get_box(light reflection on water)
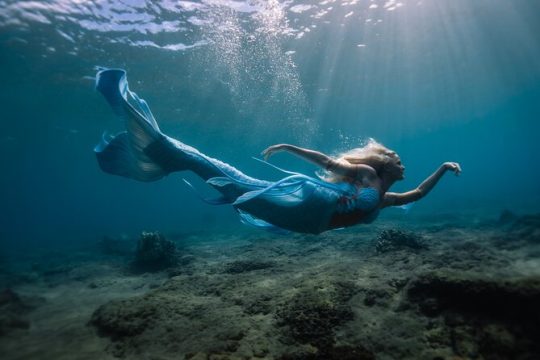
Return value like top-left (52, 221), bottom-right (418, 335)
top-left (0, 0), bottom-right (408, 131)
top-left (2, 0), bottom-right (538, 135)
top-left (2, 0), bottom-right (538, 141)
top-left (0, 0), bottom-right (405, 52)
top-left (4, 0), bottom-right (389, 144)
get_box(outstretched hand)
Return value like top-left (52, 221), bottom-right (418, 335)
top-left (443, 162), bottom-right (462, 176)
top-left (261, 144), bottom-right (286, 161)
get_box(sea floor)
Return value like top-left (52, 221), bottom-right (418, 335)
top-left (1, 211), bottom-right (539, 360)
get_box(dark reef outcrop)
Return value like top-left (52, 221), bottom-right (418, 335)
top-left (0, 288), bottom-right (42, 336)
top-left (89, 276), bottom-right (249, 358)
top-left (407, 272), bottom-right (540, 359)
top-left (374, 229), bottom-right (427, 253)
top-left (275, 281), bottom-right (368, 359)
top-left (131, 231), bottom-right (178, 273)
top-left (278, 345), bottom-right (375, 360)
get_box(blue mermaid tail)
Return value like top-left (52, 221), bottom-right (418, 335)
top-left (94, 68), bottom-right (371, 234)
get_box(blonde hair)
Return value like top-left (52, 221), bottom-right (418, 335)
top-left (321, 138), bottom-right (397, 183)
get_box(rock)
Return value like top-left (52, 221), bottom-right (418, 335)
top-left (185, 352), bottom-right (208, 360)
top-left (278, 344), bottom-right (374, 360)
top-left (406, 272), bottom-right (540, 358)
top-left (90, 297), bottom-right (155, 340)
top-left (362, 288), bottom-right (392, 307)
top-left (0, 288), bottom-right (40, 336)
top-left (327, 345), bottom-right (375, 360)
top-left (243, 294), bottom-right (273, 315)
top-left (275, 286), bottom-right (354, 353)
top-left (374, 229), bottom-right (427, 254)
top-left (89, 283), bottom-right (248, 358)
top-left (479, 323), bottom-right (516, 358)
top-left (0, 289), bottom-right (25, 308)
top-left (408, 272), bottom-right (540, 319)
top-left (132, 231), bottom-right (178, 273)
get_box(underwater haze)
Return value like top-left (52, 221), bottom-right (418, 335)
top-left (0, 0), bottom-right (539, 248)
top-left (1, 1), bottom-right (540, 359)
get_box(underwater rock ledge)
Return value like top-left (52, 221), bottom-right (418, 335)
top-left (407, 271), bottom-right (540, 358)
top-left (131, 231), bottom-right (179, 273)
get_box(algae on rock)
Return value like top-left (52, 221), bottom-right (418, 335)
top-left (132, 232), bottom-right (178, 273)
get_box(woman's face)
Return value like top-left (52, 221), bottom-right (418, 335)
top-left (386, 155), bottom-right (405, 180)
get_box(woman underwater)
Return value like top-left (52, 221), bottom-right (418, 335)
top-left (94, 68), bottom-right (461, 234)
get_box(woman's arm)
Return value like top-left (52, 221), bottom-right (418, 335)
top-left (262, 144), bottom-right (331, 167)
top-left (381, 162), bottom-right (461, 208)
top-left (262, 144), bottom-right (375, 178)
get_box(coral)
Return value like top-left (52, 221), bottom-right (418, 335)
top-left (374, 229), bottom-right (427, 253)
top-left (131, 231), bottom-right (178, 273)
top-left (275, 284), bottom-right (357, 356)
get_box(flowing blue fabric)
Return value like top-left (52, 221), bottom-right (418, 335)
top-left (93, 68), bottom-right (380, 234)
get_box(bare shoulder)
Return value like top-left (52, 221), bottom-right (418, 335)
top-left (351, 163), bottom-right (378, 183)
top-left (328, 160), bottom-right (377, 179)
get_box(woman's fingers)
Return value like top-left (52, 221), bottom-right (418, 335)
top-left (448, 162), bottom-right (461, 175)
top-left (443, 162), bottom-right (461, 175)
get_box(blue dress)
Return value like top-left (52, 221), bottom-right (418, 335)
top-left (94, 68), bottom-right (380, 234)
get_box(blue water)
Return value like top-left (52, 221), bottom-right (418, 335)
top-left (1, 0), bottom-right (539, 249)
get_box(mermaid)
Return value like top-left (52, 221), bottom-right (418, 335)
top-left (93, 68), bottom-right (462, 234)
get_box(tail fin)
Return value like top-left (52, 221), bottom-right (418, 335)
top-left (94, 68), bottom-right (167, 182)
